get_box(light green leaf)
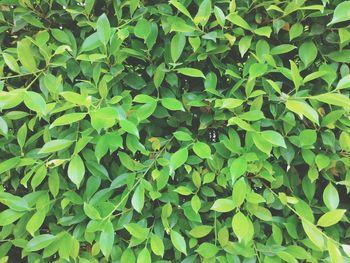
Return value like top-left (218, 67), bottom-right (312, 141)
top-left (26, 210), bottom-right (46, 236)
top-left (68, 155), bottom-right (85, 188)
top-left (3, 53), bottom-right (20, 73)
top-left (196, 242), bottom-right (219, 258)
top-left (171, 33), bottom-right (186, 62)
top-left (323, 183), bottom-right (339, 210)
top-left (299, 41), bottom-right (317, 67)
top-left (100, 221), bottom-right (114, 258)
top-left (170, 147), bottom-right (188, 171)
top-left (17, 39), bottom-right (37, 72)
top-left (189, 225), bottom-right (212, 238)
top-left (301, 220), bottom-right (324, 249)
top-left (211, 198), bottom-right (235, 213)
top-left (170, 230), bottom-right (187, 255)
top-left (120, 119), bottom-right (139, 138)
top-left (0, 209), bottom-right (24, 226)
top-left (177, 67), bottom-right (205, 78)
top-left (50, 113), bottom-right (86, 128)
top-left (194, 0), bottom-right (211, 26)
top-left (125, 223), bottom-right (149, 240)
top-left (328, 1), bottom-right (350, 25)
top-left (26, 234), bottom-right (56, 252)
top-left (317, 209), bottom-right (345, 227)
top-left (192, 141), bottom-right (211, 159)
top-left (161, 98), bottom-right (185, 111)
top-left (134, 18), bottom-right (151, 40)
top-left (137, 248), bottom-right (151, 263)
top-left (97, 13), bottom-right (111, 45)
top-left (131, 184), bottom-right (145, 213)
top-left (39, 139), bottom-right (73, 154)
top-left (24, 91), bottom-right (46, 115)
top-left (150, 234), bottom-right (164, 257)
top-left (286, 99), bottom-right (319, 125)
top-left (261, 130), bottom-right (286, 148)
top-left (226, 14), bottom-right (251, 30)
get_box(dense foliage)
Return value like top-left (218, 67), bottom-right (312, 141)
top-left (0, 0), bottom-right (350, 262)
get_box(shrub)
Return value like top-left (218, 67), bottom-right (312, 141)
top-left (0, 0), bottom-right (350, 262)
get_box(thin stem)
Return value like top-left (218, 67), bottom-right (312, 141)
top-left (0, 70), bottom-right (44, 80)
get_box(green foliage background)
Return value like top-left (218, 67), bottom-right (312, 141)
top-left (0, 0), bottom-right (350, 262)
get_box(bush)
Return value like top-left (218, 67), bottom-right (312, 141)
top-left (0, 0), bottom-right (350, 262)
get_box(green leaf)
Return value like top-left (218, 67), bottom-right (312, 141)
top-left (312, 93), bottom-right (350, 108)
top-left (270, 44), bottom-right (296, 55)
top-left (214, 6), bottom-right (225, 27)
top-left (134, 18), bottom-right (151, 40)
top-left (3, 53), bottom-right (20, 73)
top-left (189, 225), bottom-right (212, 238)
top-left (131, 184), bottom-right (145, 213)
top-left (26, 234), bottom-right (56, 252)
top-left (232, 178), bottom-right (247, 208)
top-left (83, 202), bottom-right (101, 220)
top-left (17, 39), bottom-right (37, 72)
top-left (137, 248), bottom-right (151, 263)
top-left (323, 183), bottom-right (339, 210)
top-left (317, 209), bottom-right (345, 227)
top-left (211, 198), bottom-right (235, 212)
top-left (238, 36), bottom-right (252, 57)
top-left (68, 155), bottom-right (85, 188)
top-left (120, 119), bottom-right (139, 138)
top-left (50, 113), bottom-right (86, 128)
top-left (249, 63), bottom-right (268, 78)
top-left (230, 156), bottom-right (247, 181)
top-left (177, 68), bottom-right (205, 78)
top-left (328, 239), bottom-right (344, 263)
top-left (125, 223), bottom-right (149, 240)
top-left (232, 212), bottom-right (249, 241)
top-left (96, 13), bottom-right (111, 45)
top-left (286, 100), bottom-right (319, 125)
top-left (301, 220), bottom-right (324, 249)
top-left (24, 91), bottom-right (46, 115)
top-left (328, 1), bottom-right (350, 25)
top-left (196, 242), bottom-right (219, 258)
top-left (26, 210), bottom-right (46, 236)
top-left (170, 230), bottom-right (187, 255)
top-left (170, 147), bottom-right (188, 171)
top-left (194, 0), bottom-right (211, 26)
top-left (171, 33), bottom-right (186, 62)
top-left (153, 63), bottom-right (165, 89)
top-left (261, 130), bottom-right (286, 148)
top-left (90, 107), bottom-right (119, 131)
top-left (0, 157), bottom-right (21, 175)
top-left (226, 14), bottom-right (251, 30)
top-left (299, 41), bottom-right (317, 67)
top-left (336, 75), bottom-right (350, 90)
top-left (81, 32), bottom-right (102, 52)
top-left (289, 23), bottom-right (303, 40)
top-left (150, 234), bottom-right (164, 257)
top-left (169, 0), bottom-right (192, 20)
top-left (39, 139), bottom-right (73, 154)
top-left (161, 98), bottom-right (185, 111)
top-left (0, 209), bottom-right (24, 226)
top-left (100, 221), bottom-right (114, 258)
top-left (193, 141), bottom-right (211, 159)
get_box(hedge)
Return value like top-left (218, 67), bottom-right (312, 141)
top-left (0, 0), bottom-right (350, 262)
